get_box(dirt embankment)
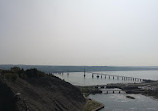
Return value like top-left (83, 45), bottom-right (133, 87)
top-left (0, 75), bottom-right (85, 111)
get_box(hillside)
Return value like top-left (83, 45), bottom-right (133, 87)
top-left (0, 67), bottom-right (85, 111)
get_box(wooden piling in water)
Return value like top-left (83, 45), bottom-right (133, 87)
top-left (89, 72), bottom-right (143, 83)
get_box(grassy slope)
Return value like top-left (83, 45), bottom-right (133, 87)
top-left (83, 98), bottom-right (104, 111)
top-left (1, 75), bottom-right (86, 111)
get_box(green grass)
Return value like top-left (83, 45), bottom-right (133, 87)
top-left (79, 86), bottom-right (101, 97)
top-left (83, 98), bottom-right (104, 111)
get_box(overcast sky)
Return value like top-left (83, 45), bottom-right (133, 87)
top-left (0, 0), bottom-right (158, 66)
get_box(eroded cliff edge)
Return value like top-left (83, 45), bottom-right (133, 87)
top-left (0, 68), bottom-right (85, 111)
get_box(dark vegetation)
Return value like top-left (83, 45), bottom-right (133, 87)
top-left (0, 67), bottom-right (85, 111)
top-left (0, 67), bottom-right (45, 81)
top-left (79, 86), bottom-right (102, 97)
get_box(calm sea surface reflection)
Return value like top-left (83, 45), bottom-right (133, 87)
top-left (89, 94), bottom-right (158, 111)
top-left (54, 70), bottom-right (158, 111)
top-left (54, 70), bottom-right (158, 86)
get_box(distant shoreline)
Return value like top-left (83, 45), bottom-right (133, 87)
top-left (1, 65), bottom-right (158, 74)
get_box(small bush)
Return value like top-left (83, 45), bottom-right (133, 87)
top-left (25, 68), bottom-right (46, 78)
top-left (5, 73), bottom-right (18, 82)
top-left (19, 73), bottom-right (27, 79)
top-left (1, 67), bottom-right (46, 80)
top-left (11, 67), bottom-right (21, 73)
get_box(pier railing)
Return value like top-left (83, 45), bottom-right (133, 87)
top-left (86, 72), bottom-right (144, 82)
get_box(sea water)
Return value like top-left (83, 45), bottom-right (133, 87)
top-left (54, 70), bottom-right (158, 86)
top-left (54, 70), bottom-right (158, 111)
top-left (89, 94), bottom-right (158, 111)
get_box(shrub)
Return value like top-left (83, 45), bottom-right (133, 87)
top-left (11, 67), bottom-right (21, 73)
top-left (25, 68), bottom-right (46, 78)
top-left (19, 73), bottom-right (27, 79)
top-left (5, 73), bottom-right (18, 82)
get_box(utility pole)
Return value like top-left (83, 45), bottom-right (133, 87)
top-left (84, 67), bottom-right (85, 77)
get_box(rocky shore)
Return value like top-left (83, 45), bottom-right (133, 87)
top-left (106, 80), bottom-right (158, 98)
top-left (79, 80), bottom-right (158, 100)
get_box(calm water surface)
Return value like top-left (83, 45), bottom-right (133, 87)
top-left (54, 70), bottom-right (158, 111)
top-left (89, 94), bottom-right (158, 111)
top-left (54, 70), bottom-right (158, 86)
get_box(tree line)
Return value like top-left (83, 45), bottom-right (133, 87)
top-left (0, 67), bottom-right (46, 82)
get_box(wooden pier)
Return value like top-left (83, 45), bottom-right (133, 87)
top-left (89, 72), bottom-right (144, 82)
top-left (101, 89), bottom-right (124, 94)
